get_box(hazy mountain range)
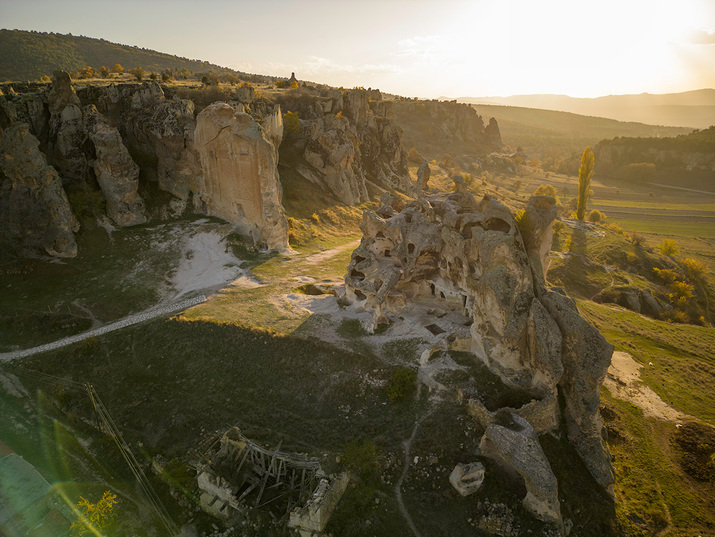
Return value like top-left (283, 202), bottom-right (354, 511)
top-left (454, 90), bottom-right (715, 129)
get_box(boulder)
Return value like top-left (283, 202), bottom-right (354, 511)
top-left (479, 412), bottom-right (561, 526)
top-left (194, 102), bottom-right (289, 251)
top-left (0, 123), bottom-right (79, 257)
top-left (449, 462), bottom-right (485, 497)
top-left (485, 117), bottom-right (502, 149)
top-left (84, 105), bottom-right (146, 226)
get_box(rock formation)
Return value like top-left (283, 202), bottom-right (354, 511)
top-left (0, 123), bottom-right (79, 257)
top-left (391, 98), bottom-right (502, 160)
top-left (276, 88), bottom-right (412, 205)
top-left (194, 102), bottom-right (289, 251)
top-left (46, 71), bottom-right (90, 184)
top-left (479, 412), bottom-right (561, 525)
top-left (449, 462), bottom-right (485, 497)
top-left (84, 105), bottom-right (146, 226)
top-left (417, 161), bottom-right (431, 190)
top-left (343, 188), bottom-right (615, 517)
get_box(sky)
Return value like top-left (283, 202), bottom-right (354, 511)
top-left (1, 0), bottom-right (714, 99)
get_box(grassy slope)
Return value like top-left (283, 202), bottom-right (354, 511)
top-left (0, 29), bottom-right (251, 82)
top-left (470, 104), bottom-right (691, 157)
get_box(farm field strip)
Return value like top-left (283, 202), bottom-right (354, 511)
top-left (605, 218), bottom-right (715, 238)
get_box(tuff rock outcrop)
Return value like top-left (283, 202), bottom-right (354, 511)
top-left (392, 98), bottom-right (502, 160)
top-left (46, 71), bottom-right (90, 185)
top-left (417, 162), bottom-right (431, 190)
top-left (343, 187), bottom-right (615, 519)
top-left (276, 88), bottom-right (412, 205)
top-left (194, 102), bottom-right (289, 251)
top-left (84, 105), bottom-right (146, 226)
top-left (479, 412), bottom-right (561, 525)
top-left (0, 123), bottom-right (79, 257)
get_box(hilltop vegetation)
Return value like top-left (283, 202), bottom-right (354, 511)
top-left (0, 29), bottom-right (268, 83)
top-left (470, 104), bottom-right (691, 159)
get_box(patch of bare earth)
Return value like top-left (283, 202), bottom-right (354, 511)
top-left (604, 351), bottom-right (692, 422)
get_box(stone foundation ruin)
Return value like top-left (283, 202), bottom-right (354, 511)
top-left (196, 428), bottom-right (347, 535)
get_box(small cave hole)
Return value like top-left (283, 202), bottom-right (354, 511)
top-left (440, 291), bottom-right (445, 299)
top-left (407, 243), bottom-right (415, 255)
top-left (485, 217), bottom-right (511, 233)
top-left (350, 269), bottom-right (365, 282)
top-left (384, 249), bottom-right (391, 257)
top-left (354, 289), bottom-right (366, 300)
top-left (430, 283), bottom-right (436, 295)
top-left (354, 255), bottom-right (366, 264)
top-left (425, 324), bottom-right (446, 336)
top-left (376, 231), bottom-right (385, 238)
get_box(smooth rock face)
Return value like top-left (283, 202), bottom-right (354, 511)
top-left (344, 191), bottom-right (615, 496)
top-left (449, 462), bottom-right (486, 497)
top-left (84, 105), bottom-right (146, 226)
top-left (479, 412), bottom-right (561, 525)
top-left (0, 123), bottom-right (79, 257)
top-left (195, 102), bottom-right (289, 251)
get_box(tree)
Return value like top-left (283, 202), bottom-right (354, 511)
top-left (110, 63), bottom-right (124, 74)
top-left (130, 67), bottom-right (144, 81)
top-left (283, 111), bottom-right (301, 134)
top-left (576, 146), bottom-right (595, 220)
top-left (70, 490), bottom-right (118, 536)
top-left (658, 239), bottom-right (679, 256)
top-left (99, 66), bottom-right (109, 78)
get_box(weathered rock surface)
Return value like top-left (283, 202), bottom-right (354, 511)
top-left (276, 88), bottom-right (411, 204)
top-left (522, 195), bottom-right (558, 284)
top-left (0, 123), bottom-right (79, 257)
top-left (84, 105), bottom-right (146, 226)
top-left (194, 102), bottom-right (289, 251)
top-left (417, 162), bottom-right (431, 190)
top-left (46, 71), bottom-right (89, 184)
top-left (479, 412), bottom-right (561, 525)
top-left (593, 285), bottom-right (671, 319)
top-left (392, 98), bottom-right (502, 159)
top-left (449, 462), bottom-right (485, 496)
top-left (344, 190), bottom-right (615, 497)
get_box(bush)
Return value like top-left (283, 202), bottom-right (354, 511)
top-left (341, 439), bottom-right (381, 482)
top-left (682, 258), bottom-right (707, 282)
top-left (658, 239), bottom-right (679, 256)
top-left (607, 223), bottom-right (624, 235)
top-left (283, 111), bottom-right (301, 134)
top-left (669, 280), bottom-right (694, 309)
top-left (552, 220), bottom-right (566, 235)
top-left (630, 231), bottom-right (645, 247)
top-left (386, 366), bottom-right (417, 402)
top-left (653, 267), bottom-right (679, 284)
top-left (587, 209), bottom-right (606, 223)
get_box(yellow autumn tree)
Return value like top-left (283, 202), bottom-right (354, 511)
top-left (70, 490), bottom-right (118, 536)
top-left (576, 146), bottom-right (595, 221)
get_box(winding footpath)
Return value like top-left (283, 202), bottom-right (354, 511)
top-left (0, 295), bottom-right (206, 362)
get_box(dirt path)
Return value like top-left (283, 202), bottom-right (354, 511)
top-left (604, 351), bottom-right (692, 422)
top-left (0, 295), bottom-right (206, 362)
top-left (395, 414), bottom-right (430, 537)
top-left (302, 239), bottom-right (360, 265)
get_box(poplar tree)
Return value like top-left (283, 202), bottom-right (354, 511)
top-left (576, 146), bottom-right (595, 221)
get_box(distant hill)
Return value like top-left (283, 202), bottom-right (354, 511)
top-left (457, 90), bottom-right (715, 129)
top-left (0, 29), bottom-right (262, 82)
top-left (469, 103), bottom-right (691, 158)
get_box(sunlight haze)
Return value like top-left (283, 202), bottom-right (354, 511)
top-left (2, 0), bottom-right (714, 98)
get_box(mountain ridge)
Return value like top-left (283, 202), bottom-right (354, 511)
top-left (452, 89), bottom-right (715, 129)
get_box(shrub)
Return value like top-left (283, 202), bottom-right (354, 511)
top-left (607, 223), bottom-right (624, 235)
top-left (439, 153), bottom-right (454, 169)
top-left (587, 209), bottom-right (606, 223)
top-left (341, 439), bottom-right (381, 482)
top-left (70, 490), bottom-right (117, 537)
top-left (130, 67), bottom-right (144, 81)
top-left (514, 208), bottom-right (531, 235)
top-left (653, 267), bottom-right (679, 284)
top-left (669, 280), bottom-right (694, 308)
top-left (290, 80), bottom-right (299, 89)
top-left (658, 239), bottom-right (679, 256)
top-left (283, 111), bottom-right (301, 134)
top-left (682, 258), bottom-right (707, 282)
top-left (161, 72), bottom-right (171, 82)
top-left (552, 220), bottom-right (566, 235)
top-left (110, 63), bottom-right (124, 74)
top-left (149, 72), bottom-right (157, 81)
top-left (630, 231), bottom-right (645, 247)
top-left (386, 366), bottom-right (417, 402)
top-left (99, 66), bottom-right (109, 78)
